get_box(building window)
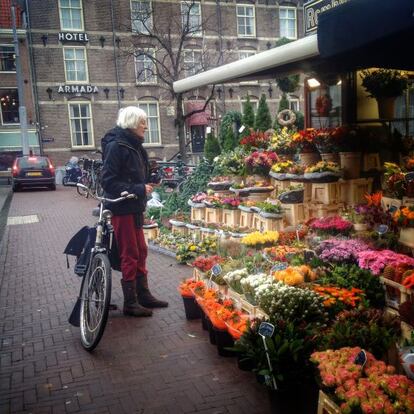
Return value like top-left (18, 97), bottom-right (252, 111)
top-left (135, 50), bottom-right (157, 83)
top-left (137, 102), bottom-right (161, 144)
top-left (0, 45), bottom-right (15, 72)
top-left (131, 0), bottom-right (153, 34)
top-left (184, 49), bottom-right (203, 76)
top-left (279, 7), bottom-right (297, 39)
top-left (0, 89), bottom-right (19, 125)
top-left (68, 103), bottom-right (94, 147)
top-left (181, 1), bottom-right (202, 36)
top-left (63, 47), bottom-right (88, 83)
top-left (240, 98), bottom-right (258, 111)
top-left (289, 98), bottom-right (299, 112)
top-left (237, 5), bottom-right (255, 37)
top-left (59, 0), bottom-right (83, 31)
top-left (238, 50), bottom-right (255, 60)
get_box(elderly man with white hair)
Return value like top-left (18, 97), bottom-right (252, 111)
top-left (101, 106), bottom-right (168, 317)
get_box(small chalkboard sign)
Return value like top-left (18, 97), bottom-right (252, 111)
top-left (304, 249), bottom-right (317, 263)
top-left (354, 349), bottom-right (367, 368)
top-left (271, 262), bottom-right (288, 273)
top-left (258, 322), bottom-right (275, 338)
top-left (211, 264), bottom-right (222, 276)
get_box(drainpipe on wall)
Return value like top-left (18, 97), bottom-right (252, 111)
top-left (216, 0), bottom-right (226, 116)
top-left (24, 0), bottom-right (43, 155)
top-left (110, 0), bottom-right (121, 109)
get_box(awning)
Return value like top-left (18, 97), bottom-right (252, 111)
top-left (186, 101), bottom-right (211, 126)
top-left (0, 130), bottom-right (39, 151)
top-left (173, 0), bottom-right (414, 93)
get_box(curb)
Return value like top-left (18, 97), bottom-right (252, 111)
top-left (0, 188), bottom-right (12, 246)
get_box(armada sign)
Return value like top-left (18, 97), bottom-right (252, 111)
top-left (57, 85), bottom-right (99, 94)
top-left (304, 0), bottom-right (349, 34)
top-left (58, 32), bottom-right (89, 42)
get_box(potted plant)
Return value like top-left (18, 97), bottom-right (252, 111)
top-left (394, 205), bottom-right (414, 245)
top-left (240, 130), bottom-right (271, 151)
top-left (360, 68), bottom-right (408, 119)
top-left (269, 160), bottom-right (294, 181)
top-left (313, 127), bottom-right (345, 163)
top-left (291, 129), bottom-right (320, 167)
top-left (270, 127), bottom-right (296, 159)
top-left (304, 161), bottom-right (342, 182)
top-left (245, 150), bottom-right (279, 179)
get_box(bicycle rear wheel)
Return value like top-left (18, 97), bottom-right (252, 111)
top-left (76, 175), bottom-right (90, 198)
top-left (79, 252), bottom-right (111, 351)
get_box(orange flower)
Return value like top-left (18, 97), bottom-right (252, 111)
top-left (365, 191), bottom-right (382, 207)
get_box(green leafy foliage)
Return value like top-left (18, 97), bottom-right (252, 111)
top-left (255, 94), bottom-right (272, 132)
top-left (204, 132), bottom-right (221, 163)
top-left (318, 264), bottom-right (385, 309)
top-left (241, 97), bottom-right (255, 138)
top-left (219, 111), bottom-right (242, 151)
top-left (318, 308), bottom-right (401, 359)
top-left (274, 38), bottom-right (300, 95)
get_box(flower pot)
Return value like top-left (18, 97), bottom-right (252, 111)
top-left (213, 327), bottom-right (235, 357)
top-left (206, 317), bottom-right (216, 345)
top-left (299, 152), bottom-right (321, 168)
top-left (182, 296), bottom-right (201, 320)
top-left (399, 227), bottom-right (414, 246)
top-left (353, 222), bottom-right (369, 232)
top-left (339, 152), bottom-right (361, 179)
top-left (320, 152), bottom-right (340, 163)
top-left (237, 355), bottom-right (256, 371)
top-left (200, 307), bottom-right (209, 331)
top-left (377, 96), bottom-right (396, 119)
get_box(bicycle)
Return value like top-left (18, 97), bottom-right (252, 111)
top-left (72, 183), bottom-right (136, 351)
top-left (76, 158), bottom-right (103, 198)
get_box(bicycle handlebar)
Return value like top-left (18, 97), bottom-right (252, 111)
top-left (77, 183), bottom-right (136, 203)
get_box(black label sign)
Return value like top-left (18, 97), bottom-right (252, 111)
top-left (304, 0), bottom-right (349, 34)
top-left (58, 32), bottom-right (89, 43)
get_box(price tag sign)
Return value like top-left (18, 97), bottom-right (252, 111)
top-left (211, 264), bottom-right (222, 277)
top-left (271, 262), bottom-right (288, 273)
top-left (258, 322), bottom-right (275, 338)
top-left (304, 249), bottom-right (317, 263)
top-left (354, 349), bottom-right (367, 368)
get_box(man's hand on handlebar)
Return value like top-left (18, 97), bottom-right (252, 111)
top-left (145, 184), bottom-right (153, 194)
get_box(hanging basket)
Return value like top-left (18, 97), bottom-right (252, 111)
top-left (376, 96), bottom-right (396, 119)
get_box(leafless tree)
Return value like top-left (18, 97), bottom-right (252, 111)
top-left (121, 0), bottom-right (223, 162)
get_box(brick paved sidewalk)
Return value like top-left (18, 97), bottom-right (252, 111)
top-left (0, 187), bottom-right (270, 414)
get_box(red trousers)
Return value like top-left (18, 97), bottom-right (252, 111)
top-left (112, 214), bottom-right (147, 281)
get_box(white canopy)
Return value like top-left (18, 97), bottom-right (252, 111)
top-left (173, 34), bottom-right (319, 93)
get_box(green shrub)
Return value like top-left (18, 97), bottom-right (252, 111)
top-left (204, 132), bottom-right (221, 163)
top-left (255, 94), bottom-right (272, 132)
top-left (241, 97), bottom-right (255, 138)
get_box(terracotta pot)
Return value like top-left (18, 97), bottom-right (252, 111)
top-left (377, 96), bottom-right (396, 119)
top-left (299, 152), bottom-right (320, 167)
top-left (399, 228), bottom-right (414, 246)
top-left (320, 153), bottom-right (340, 163)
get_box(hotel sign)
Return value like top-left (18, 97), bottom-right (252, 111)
top-left (58, 32), bottom-right (89, 43)
top-left (304, 0), bottom-right (349, 35)
top-left (57, 85), bottom-right (99, 94)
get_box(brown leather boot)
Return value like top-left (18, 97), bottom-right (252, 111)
top-left (136, 274), bottom-right (169, 308)
top-left (121, 280), bottom-right (152, 317)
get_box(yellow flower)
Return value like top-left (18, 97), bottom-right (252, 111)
top-left (189, 246), bottom-right (197, 251)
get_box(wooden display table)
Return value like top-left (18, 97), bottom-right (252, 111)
top-left (317, 390), bottom-right (340, 414)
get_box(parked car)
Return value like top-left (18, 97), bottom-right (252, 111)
top-left (12, 155), bottom-right (56, 192)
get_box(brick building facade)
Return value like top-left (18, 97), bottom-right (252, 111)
top-left (7, 0), bottom-right (306, 167)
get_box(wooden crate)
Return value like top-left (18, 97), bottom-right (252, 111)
top-left (222, 209), bottom-right (241, 227)
top-left (311, 182), bottom-right (340, 205)
top-left (247, 192), bottom-right (271, 202)
top-left (191, 206), bottom-right (205, 222)
top-left (200, 228), bottom-right (216, 241)
top-left (171, 224), bottom-right (188, 236)
top-left (380, 276), bottom-right (413, 309)
top-left (270, 178), bottom-right (291, 198)
top-left (317, 390), bottom-right (340, 414)
top-left (362, 152), bottom-right (381, 171)
top-left (304, 182), bottom-right (312, 203)
top-left (306, 203), bottom-right (343, 219)
top-left (240, 210), bottom-right (254, 228)
top-left (204, 207), bottom-right (222, 224)
top-left (281, 203), bottom-right (306, 226)
top-left (259, 216), bottom-right (284, 232)
top-left (403, 197), bottom-right (414, 206)
top-left (339, 178), bottom-right (373, 206)
top-left (252, 212), bottom-right (263, 231)
top-left (143, 227), bottom-right (159, 244)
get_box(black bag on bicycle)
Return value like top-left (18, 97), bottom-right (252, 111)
top-left (63, 226), bottom-right (96, 277)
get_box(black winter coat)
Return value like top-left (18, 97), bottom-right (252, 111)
top-left (101, 126), bottom-right (149, 220)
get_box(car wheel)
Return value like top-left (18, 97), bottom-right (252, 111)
top-left (50, 184), bottom-right (56, 191)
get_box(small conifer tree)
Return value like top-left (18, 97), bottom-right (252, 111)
top-left (241, 96), bottom-right (255, 138)
top-left (204, 132), bottom-right (221, 162)
top-left (255, 94), bottom-right (272, 131)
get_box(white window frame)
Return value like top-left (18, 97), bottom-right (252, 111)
top-left (183, 49), bottom-right (203, 77)
top-left (289, 98), bottom-right (300, 112)
top-left (181, 1), bottom-right (202, 37)
top-left (279, 6), bottom-right (297, 39)
top-left (58, 0), bottom-right (84, 31)
top-left (236, 5), bottom-right (256, 38)
top-left (135, 50), bottom-right (157, 84)
top-left (63, 46), bottom-right (89, 84)
top-left (137, 102), bottom-right (161, 145)
top-left (0, 88), bottom-right (19, 125)
top-left (131, 0), bottom-right (153, 34)
top-left (238, 50), bottom-right (258, 85)
top-left (68, 102), bottom-right (95, 149)
top-left (0, 45), bottom-right (16, 73)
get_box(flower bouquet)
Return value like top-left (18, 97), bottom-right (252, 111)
top-left (291, 128), bottom-right (317, 153)
top-left (269, 160), bottom-right (294, 180)
top-left (240, 130), bottom-right (271, 151)
top-left (245, 150), bottom-right (279, 177)
top-left (394, 205), bottom-right (414, 245)
top-left (188, 192), bottom-right (208, 208)
top-left (316, 239), bottom-right (372, 264)
top-left (203, 195), bottom-right (223, 208)
top-left (285, 163), bottom-right (306, 180)
top-left (221, 197), bottom-right (241, 210)
top-left (214, 148), bottom-right (246, 177)
top-left (241, 230), bottom-right (279, 249)
top-left (256, 201), bottom-right (283, 219)
top-left (223, 268), bottom-right (249, 294)
top-left (384, 162), bottom-right (407, 199)
top-left (272, 265), bottom-right (317, 286)
top-left (357, 249), bottom-right (414, 275)
top-left (207, 175), bottom-right (234, 191)
top-left (315, 93), bottom-right (332, 117)
top-left (309, 216), bottom-right (354, 236)
top-left (304, 161), bottom-right (342, 182)
top-left (270, 127), bottom-right (296, 155)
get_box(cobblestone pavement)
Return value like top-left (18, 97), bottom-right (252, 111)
top-left (0, 187), bottom-right (271, 414)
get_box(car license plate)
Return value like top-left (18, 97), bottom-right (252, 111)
top-left (27, 172), bottom-right (42, 176)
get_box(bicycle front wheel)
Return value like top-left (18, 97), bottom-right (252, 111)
top-left (79, 252), bottom-right (111, 351)
top-left (76, 175), bottom-right (90, 198)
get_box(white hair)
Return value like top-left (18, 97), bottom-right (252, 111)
top-left (116, 106), bottom-right (147, 129)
